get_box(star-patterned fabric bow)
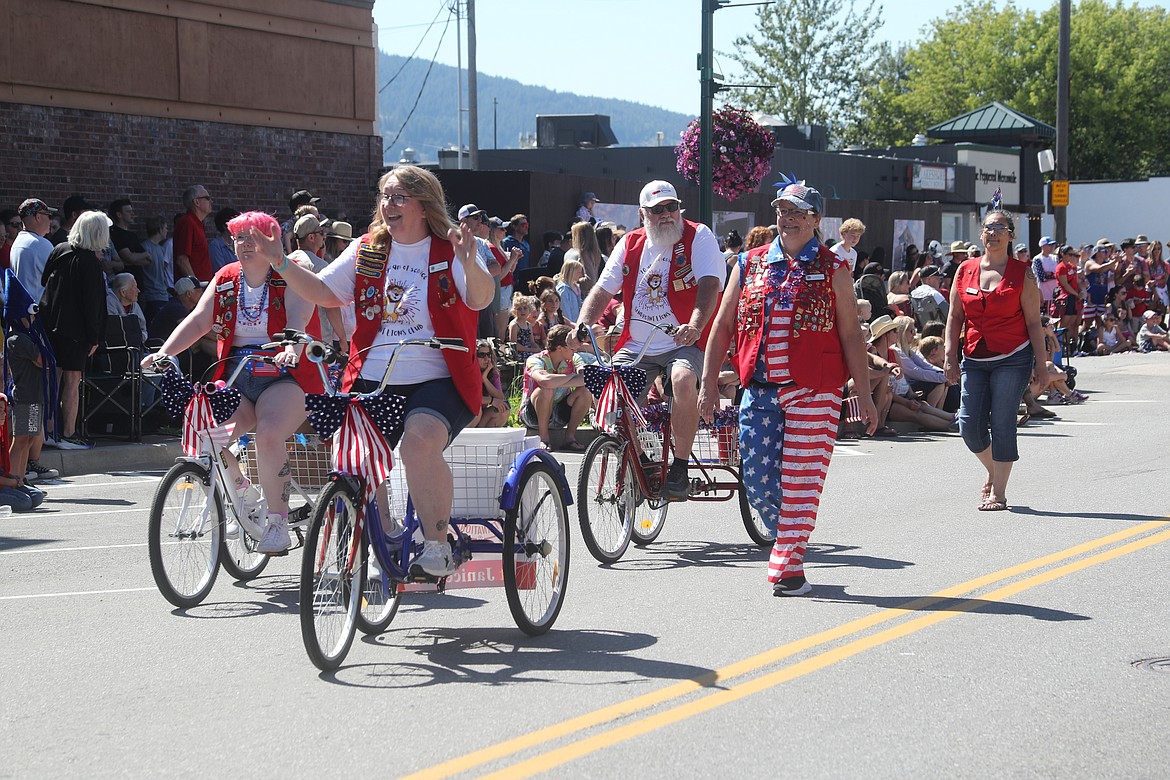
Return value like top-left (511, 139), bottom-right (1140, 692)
top-left (583, 364), bottom-right (649, 435)
top-left (304, 392), bottom-right (407, 505)
top-left (160, 366), bottom-right (242, 457)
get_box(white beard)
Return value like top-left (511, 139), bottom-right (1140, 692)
top-left (645, 217), bottom-right (684, 247)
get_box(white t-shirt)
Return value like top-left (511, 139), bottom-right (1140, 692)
top-left (11, 231), bottom-right (53, 303)
top-left (833, 243), bottom-right (859, 273)
top-left (318, 236), bottom-right (489, 385)
top-left (596, 223), bottom-right (725, 355)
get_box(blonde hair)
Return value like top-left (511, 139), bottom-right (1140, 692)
top-left (368, 165), bottom-right (453, 246)
top-left (556, 258), bottom-right (585, 285)
top-left (888, 270), bottom-right (909, 291)
top-left (571, 222), bottom-right (602, 281)
top-left (840, 218), bottom-right (866, 234)
top-left (892, 315), bottom-right (917, 354)
top-left (917, 335), bottom-right (944, 358)
top-left (511, 292), bottom-right (536, 315)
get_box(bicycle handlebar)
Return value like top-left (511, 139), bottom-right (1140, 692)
top-left (577, 318), bottom-right (678, 368)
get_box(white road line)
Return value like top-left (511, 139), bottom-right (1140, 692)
top-left (1087, 399), bottom-right (1155, 403)
top-left (35, 478), bottom-right (158, 491)
top-left (35, 508), bottom-right (150, 517)
top-left (0, 587), bottom-right (155, 601)
top-left (1050, 421), bottom-right (1107, 426)
top-left (0, 542), bottom-right (148, 556)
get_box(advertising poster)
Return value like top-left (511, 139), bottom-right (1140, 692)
top-left (892, 219), bottom-right (925, 271)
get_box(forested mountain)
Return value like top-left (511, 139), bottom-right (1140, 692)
top-left (377, 52), bottom-right (693, 163)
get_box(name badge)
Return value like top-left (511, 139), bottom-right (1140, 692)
top-left (966, 287), bottom-right (980, 295)
top-left (429, 261), bottom-right (449, 273)
top-left (216, 282), bottom-right (234, 292)
top-left (806, 273), bottom-right (825, 281)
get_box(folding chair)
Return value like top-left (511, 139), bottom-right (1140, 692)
top-left (82, 315), bottom-right (144, 441)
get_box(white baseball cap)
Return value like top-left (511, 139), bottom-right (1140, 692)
top-left (639, 180), bottom-right (679, 208)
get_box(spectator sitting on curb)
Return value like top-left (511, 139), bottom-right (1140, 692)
top-left (1137, 309), bottom-right (1170, 352)
top-left (1096, 311), bottom-right (1133, 354)
top-left (518, 324), bottom-right (589, 451)
top-left (890, 315), bottom-right (955, 411)
top-left (869, 315), bottom-right (956, 432)
top-left (471, 338), bottom-right (510, 428)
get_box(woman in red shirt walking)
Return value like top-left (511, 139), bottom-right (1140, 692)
top-left (944, 209), bottom-right (1047, 511)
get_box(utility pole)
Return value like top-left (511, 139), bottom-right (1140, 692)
top-left (1054, 0), bottom-right (1070, 242)
top-left (467, 0), bottom-right (479, 170)
top-left (493, 97), bottom-right (498, 149)
top-left (698, 0), bottom-right (717, 227)
top-left (454, 0), bottom-right (464, 169)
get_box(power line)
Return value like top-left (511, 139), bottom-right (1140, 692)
top-left (384, 8), bottom-right (454, 155)
top-left (378, 1), bottom-right (447, 95)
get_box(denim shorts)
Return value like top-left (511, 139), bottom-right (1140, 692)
top-left (351, 376), bottom-right (474, 448)
top-left (611, 343), bottom-right (703, 398)
top-left (228, 347), bottom-right (298, 404)
top-left (959, 345), bottom-right (1034, 462)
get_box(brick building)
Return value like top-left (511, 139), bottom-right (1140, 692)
top-left (0, 0), bottom-right (380, 228)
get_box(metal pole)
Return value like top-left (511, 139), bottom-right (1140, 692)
top-left (454, 1), bottom-right (464, 169)
top-left (1055, 0), bottom-right (1070, 242)
top-left (493, 97), bottom-right (498, 149)
top-left (699, 0), bottom-right (715, 227)
top-left (467, 0), bottom-right (479, 170)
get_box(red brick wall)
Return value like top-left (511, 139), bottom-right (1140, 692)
top-left (0, 103), bottom-right (384, 231)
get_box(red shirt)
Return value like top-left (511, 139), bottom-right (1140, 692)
top-left (956, 258), bottom-right (1029, 358)
top-left (173, 211), bottom-right (211, 283)
top-left (1055, 260), bottom-right (1079, 299)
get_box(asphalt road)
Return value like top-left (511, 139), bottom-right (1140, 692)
top-left (3, 353), bottom-right (1169, 779)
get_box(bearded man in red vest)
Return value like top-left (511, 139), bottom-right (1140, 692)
top-left (577, 180), bottom-right (725, 500)
top-left (259, 166), bottom-right (495, 578)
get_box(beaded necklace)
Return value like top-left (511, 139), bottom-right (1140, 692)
top-left (238, 268), bottom-right (271, 325)
top-left (764, 236), bottom-right (821, 308)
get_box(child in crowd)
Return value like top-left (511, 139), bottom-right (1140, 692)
top-left (538, 288), bottom-right (569, 331)
top-left (527, 276), bottom-right (556, 298)
top-left (508, 293), bottom-right (544, 356)
top-left (554, 259), bottom-right (585, 323)
top-left (1137, 310), bottom-right (1170, 352)
top-left (855, 298), bottom-right (872, 325)
top-left (1038, 317), bottom-right (1087, 403)
top-left (473, 339), bottom-right (510, 427)
top-left (0, 393), bottom-right (45, 511)
top-left (5, 323), bottom-right (47, 485)
top-left (1096, 312), bottom-right (1133, 354)
top-left (890, 316), bottom-right (952, 411)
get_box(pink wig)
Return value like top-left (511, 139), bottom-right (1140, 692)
top-left (226, 211), bottom-right (280, 239)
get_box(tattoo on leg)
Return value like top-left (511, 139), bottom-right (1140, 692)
top-left (277, 461), bottom-right (291, 477)
top-left (281, 481), bottom-right (292, 502)
top-left (435, 519), bottom-right (449, 534)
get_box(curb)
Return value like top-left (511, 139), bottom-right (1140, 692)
top-left (41, 437), bottom-right (184, 478)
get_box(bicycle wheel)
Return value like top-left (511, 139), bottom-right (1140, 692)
top-left (504, 461), bottom-right (569, 635)
top-left (148, 462), bottom-right (223, 608)
top-left (738, 472), bottom-right (774, 546)
top-left (576, 435), bottom-right (635, 564)
top-left (632, 501), bottom-right (668, 546)
top-left (220, 518), bottom-right (270, 581)
top-left (356, 537), bottom-right (402, 636)
top-left (300, 481), bottom-right (364, 671)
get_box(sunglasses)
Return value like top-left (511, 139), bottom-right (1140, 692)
top-left (646, 201), bottom-right (680, 215)
top-left (476, 351), bottom-right (491, 358)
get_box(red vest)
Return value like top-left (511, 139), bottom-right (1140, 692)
top-left (613, 220), bottom-right (716, 352)
top-left (209, 263), bottom-right (324, 394)
top-left (341, 234), bottom-right (480, 414)
top-left (956, 257), bottom-right (1029, 357)
top-left (731, 243), bottom-right (848, 392)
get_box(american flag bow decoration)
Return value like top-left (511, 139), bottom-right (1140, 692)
top-left (161, 367), bottom-right (241, 456)
top-left (583, 364), bottom-right (648, 434)
top-left (305, 392), bottom-right (407, 504)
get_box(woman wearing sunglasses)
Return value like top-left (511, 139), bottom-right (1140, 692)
top-left (472, 339), bottom-right (510, 427)
top-left (943, 207), bottom-right (1047, 512)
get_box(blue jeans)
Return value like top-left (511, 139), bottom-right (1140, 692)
top-left (959, 345), bottom-right (1034, 462)
top-left (0, 485), bottom-right (44, 512)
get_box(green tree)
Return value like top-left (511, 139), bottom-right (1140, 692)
top-left (725, 0), bottom-right (883, 143)
top-left (849, 0), bottom-right (1170, 180)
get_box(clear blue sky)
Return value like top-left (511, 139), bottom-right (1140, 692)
top-left (372, 0), bottom-right (1063, 117)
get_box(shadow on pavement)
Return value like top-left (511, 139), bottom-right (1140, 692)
top-left (808, 584), bottom-right (1089, 622)
top-left (1010, 506), bottom-right (1167, 523)
top-left (598, 540), bottom-right (769, 572)
top-left (806, 542), bottom-right (915, 570)
top-left (0, 535), bottom-right (59, 552)
top-left (171, 575), bottom-right (302, 618)
top-left (322, 627), bottom-right (714, 689)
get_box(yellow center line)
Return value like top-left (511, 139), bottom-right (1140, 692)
top-left (487, 525), bottom-right (1170, 779)
top-left (402, 519), bottom-right (1167, 780)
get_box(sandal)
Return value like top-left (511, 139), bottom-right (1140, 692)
top-left (560, 439), bottom-right (586, 452)
top-left (978, 498), bottom-right (1008, 511)
top-left (872, 425), bottom-right (898, 437)
top-left (538, 440), bottom-right (553, 451)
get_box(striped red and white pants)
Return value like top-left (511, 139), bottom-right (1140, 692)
top-left (738, 383), bottom-right (843, 583)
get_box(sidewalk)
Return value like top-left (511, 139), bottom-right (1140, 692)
top-left (41, 435), bottom-right (184, 478)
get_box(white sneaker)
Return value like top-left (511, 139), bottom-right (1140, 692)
top-left (410, 539), bottom-right (457, 578)
top-left (225, 520), bottom-right (240, 540)
top-left (236, 478), bottom-right (265, 523)
top-left (256, 514), bottom-right (292, 555)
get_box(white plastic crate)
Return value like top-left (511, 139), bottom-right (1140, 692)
top-left (387, 428), bottom-right (528, 520)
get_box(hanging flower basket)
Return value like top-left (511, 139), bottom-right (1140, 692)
top-left (675, 107), bottom-right (776, 203)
